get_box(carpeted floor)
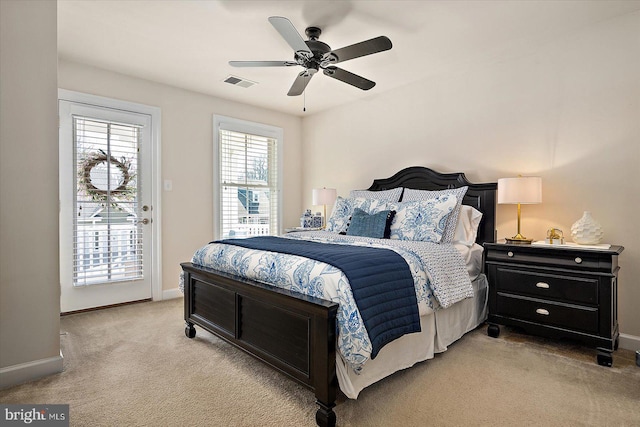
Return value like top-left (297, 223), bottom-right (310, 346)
top-left (1, 298), bottom-right (638, 426)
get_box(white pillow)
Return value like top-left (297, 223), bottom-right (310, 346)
top-left (385, 194), bottom-right (458, 242)
top-left (453, 205), bottom-right (483, 247)
top-left (349, 187), bottom-right (403, 202)
top-left (402, 186), bottom-right (468, 243)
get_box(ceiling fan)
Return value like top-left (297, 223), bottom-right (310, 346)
top-left (229, 16), bottom-right (392, 96)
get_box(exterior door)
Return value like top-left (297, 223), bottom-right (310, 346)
top-left (59, 99), bottom-right (153, 312)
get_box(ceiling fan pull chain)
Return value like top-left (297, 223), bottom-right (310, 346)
top-left (303, 90), bottom-right (306, 112)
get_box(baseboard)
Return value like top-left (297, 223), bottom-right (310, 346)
top-left (162, 287), bottom-right (182, 300)
top-left (0, 351), bottom-right (63, 390)
top-left (619, 333), bottom-right (640, 351)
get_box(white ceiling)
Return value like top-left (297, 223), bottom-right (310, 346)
top-left (58, 0), bottom-right (640, 117)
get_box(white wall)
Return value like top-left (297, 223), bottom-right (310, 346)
top-left (58, 60), bottom-right (303, 294)
top-left (0, 0), bottom-right (62, 387)
top-left (302, 12), bottom-right (640, 339)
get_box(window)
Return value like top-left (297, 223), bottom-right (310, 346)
top-left (213, 116), bottom-right (283, 239)
top-left (72, 116), bottom-right (143, 286)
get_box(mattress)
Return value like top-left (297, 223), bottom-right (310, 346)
top-left (337, 274), bottom-right (488, 399)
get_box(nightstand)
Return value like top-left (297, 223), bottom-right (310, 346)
top-left (484, 242), bottom-right (624, 367)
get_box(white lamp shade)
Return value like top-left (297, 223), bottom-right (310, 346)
top-left (497, 176), bottom-right (542, 204)
top-left (312, 188), bottom-right (337, 206)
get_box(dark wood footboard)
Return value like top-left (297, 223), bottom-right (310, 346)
top-left (182, 262), bottom-right (339, 427)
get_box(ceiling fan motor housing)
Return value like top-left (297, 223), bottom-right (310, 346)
top-left (294, 26), bottom-right (336, 70)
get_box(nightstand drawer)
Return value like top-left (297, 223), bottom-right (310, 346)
top-left (494, 267), bottom-right (598, 305)
top-left (485, 247), bottom-right (615, 273)
top-left (496, 294), bottom-right (598, 334)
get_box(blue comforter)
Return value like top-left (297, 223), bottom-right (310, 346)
top-left (217, 236), bottom-right (421, 358)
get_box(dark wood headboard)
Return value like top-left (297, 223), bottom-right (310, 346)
top-left (367, 166), bottom-right (497, 244)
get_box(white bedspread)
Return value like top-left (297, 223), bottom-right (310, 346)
top-left (189, 231), bottom-right (473, 373)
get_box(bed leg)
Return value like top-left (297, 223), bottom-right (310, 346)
top-left (185, 322), bottom-right (196, 338)
top-left (315, 400), bottom-right (336, 427)
top-left (487, 324), bottom-right (500, 338)
top-left (596, 348), bottom-right (613, 367)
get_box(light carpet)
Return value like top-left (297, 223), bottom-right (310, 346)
top-left (1, 298), bottom-right (638, 426)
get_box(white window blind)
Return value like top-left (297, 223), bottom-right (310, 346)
top-left (73, 116), bottom-right (142, 286)
top-left (217, 125), bottom-right (280, 239)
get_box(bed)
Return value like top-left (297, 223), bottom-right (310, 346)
top-left (181, 166), bottom-right (497, 427)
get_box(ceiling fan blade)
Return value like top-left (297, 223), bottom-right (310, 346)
top-left (268, 16), bottom-right (312, 54)
top-left (323, 66), bottom-right (375, 90)
top-left (328, 36), bottom-right (392, 64)
top-left (229, 61), bottom-right (298, 67)
top-left (287, 70), bottom-right (316, 96)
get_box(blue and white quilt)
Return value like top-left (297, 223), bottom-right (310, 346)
top-left (188, 230), bottom-right (473, 373)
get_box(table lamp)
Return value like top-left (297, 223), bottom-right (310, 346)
top-left (498, 176), bottom-right (542, 244)
top-left (312, 187), bottom-right (337, 229)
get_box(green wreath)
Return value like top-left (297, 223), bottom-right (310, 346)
top-left (78, 151), bottom-right (136, 203)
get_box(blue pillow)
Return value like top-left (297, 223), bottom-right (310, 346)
top-left (346, 208), bottom-right (394, 239)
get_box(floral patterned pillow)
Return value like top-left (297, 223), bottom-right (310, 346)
top-left (325, 196), bottom-right (353, 233)
top-left (352, 197), bottom-right (387, 214)
top-left (401, 186), bottom-right (468, 243)
top-left (385, 194), bottom-right (458, 242)
top-left (326, 197), bottom-right (388, 233)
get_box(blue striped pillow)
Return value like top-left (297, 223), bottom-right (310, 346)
top-left (346, 208), bottom-right (394, 239)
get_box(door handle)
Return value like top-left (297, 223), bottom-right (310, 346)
top-left (137, 218), bottom-right (150, 225)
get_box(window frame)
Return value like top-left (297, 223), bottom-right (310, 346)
top-left (213, 115), bottom-right (283, 239)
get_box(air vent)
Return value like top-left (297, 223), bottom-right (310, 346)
top-left (223, 75), bottom-right (257, 88)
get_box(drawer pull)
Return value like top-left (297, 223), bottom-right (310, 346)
top-left (536, 308), bottom-right (550, 316)
top-left (536, 282), bottom-right (550, 289)
top-left (575, 257), bottom-right (582, 264)
top-left (507, 251), bottom-right (514, 257)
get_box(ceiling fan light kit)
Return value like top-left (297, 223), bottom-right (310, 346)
top-left (229, 16), bottom-right (392, 96)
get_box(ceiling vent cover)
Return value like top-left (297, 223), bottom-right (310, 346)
top-left (224, 75), bottom-right (257, 88)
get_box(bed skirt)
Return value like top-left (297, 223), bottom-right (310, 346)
top-left (337, 274), bottom-right (488, 399)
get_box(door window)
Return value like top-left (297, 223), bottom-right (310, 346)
top-left (73, 117), bottom-right (142, 286)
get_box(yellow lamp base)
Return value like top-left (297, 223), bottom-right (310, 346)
top-left (506, 202), bottom-right (533, 244)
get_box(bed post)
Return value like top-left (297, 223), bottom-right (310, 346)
top-left (313, 306), bottom-right (338, 427)
top-left (183, 269), bottom-right (196, 338)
